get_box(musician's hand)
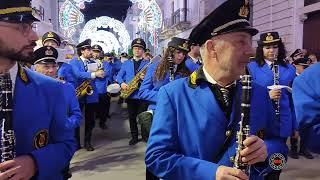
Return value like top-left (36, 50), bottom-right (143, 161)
top-left (140, 73), bottom-right (145, 80)
top-left (269, 89), bottom-right (281, 101)
top-left (0, 155), bottom-right (37, 180)
top-left (121, 83), bottom-right (128, 90)
top-left (240, 135), bottom-right (267, 165)
top-left (216, 166), bottom-right (248, 180)
top-left (95, 70), bottom-right (105, 78)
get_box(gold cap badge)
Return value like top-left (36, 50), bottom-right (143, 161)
top-left (265, 33), bottom-right (274, 41)
top-left (45, 48), bottom-right (54, 56)
top-left (183, 41), bottom-right (188, 49)
top-left (47, 32), bottom-right (54, 38)
top-left (239, 0), bottom-right (249, 18)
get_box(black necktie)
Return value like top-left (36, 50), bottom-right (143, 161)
top-left (84, 60), bottom-right (88, 71)
top-left (270, 63), bottom-right (274, 70)
top-left (220, 87), bottom-right (230, 108)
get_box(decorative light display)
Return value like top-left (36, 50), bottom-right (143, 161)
top-left (79, 16), bottom-right (131, 53)
top-left (59, 0), bottom-right (84, 38)
top-left (130, 0), bottom-right (163, 49)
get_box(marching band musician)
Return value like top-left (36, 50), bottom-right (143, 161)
top-left (116, 38), bottom-right (149, 145)
top-left (139, 37), bottom-right (191, 113)
top-left (185, 42), bottom-right (202, 72)
top-left (70, 39), bottom-right (104, 151)
top-left (289, 58), bottom-right (314, 159)
top-left (0, 0), bottom-right (77, 179)
top-left (92, 44), bottom-right (113, 129)
top-left (292, 60), bottom-right (320, 154)
top-left (145, 0), bottom-right (288, 179)
top-left (33, 46), bottom-right (82, 179)
top-left (248, 32), bottom-right (296, 179)
top-left (42, 31), bottom-right (76, 87)
top-left (42, 31), bottom-right (76, 88)
top-left (139, 37), bottom-right (191, 180)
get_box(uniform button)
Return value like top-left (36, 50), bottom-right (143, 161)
top-left (230, 156), bottom-right (235, 162)
top-left (226, 130), bottom-right (232, 137)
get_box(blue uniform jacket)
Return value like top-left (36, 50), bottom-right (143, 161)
top-left (185, 56), bottom-right (201, 72)
top-left (57, 63), bottom-right (76, 88)
top-left (248, 61), bottom-right (297, 138)
top-left (116, 59), bottom-right (149, 99)
top-left (63, 83), bottom-right (82, 129)
top-left (95, 61), bottom-right (113, 94)
top-left (69, 57), bottom-right (99, 103)
top-left (292, 63), bottom-right (320, 153)
top-left (139, 61), bottom-right (185, 110)
top-left (110, 59), bottom-right (122, 82)
top-left (10, 67), bottom-right (77, 180)
top-left (145, 68), bottom-right (288, 180)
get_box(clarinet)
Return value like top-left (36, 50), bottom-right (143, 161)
top-left (168, 56), bottom-right (174, 82)
top-left (272, 55), bottom-right (280, 118)
top-left (0, 74), bottom-right (16, 162)
top-left (233, 67), bottom-right (252, 175)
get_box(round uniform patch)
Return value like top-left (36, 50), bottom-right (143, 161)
top-left (269, 153), bottom-right (286, 170)
top-left (33, 129), bottom-right (49, 149)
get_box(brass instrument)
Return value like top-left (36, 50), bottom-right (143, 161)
top-left (233, 67), bottom-right (252, 176)
top-left (120, 62), bottom-right (152, 99)
top-left (75, 80), bottom-right (93, 98)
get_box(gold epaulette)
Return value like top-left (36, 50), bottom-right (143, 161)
top-left (0, 7), bottom-right (32, 15)
top-left (188, 71), bottom-right (197, 89)
top-left (18, 64), bottom-right (29, 84)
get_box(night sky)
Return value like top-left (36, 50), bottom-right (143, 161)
top-left (81, 0), bottom-right (132, 22)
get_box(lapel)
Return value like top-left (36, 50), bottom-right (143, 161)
top-left (228, 83), bottom-right (242, 128)
top-left (193, 83), bottom-right (228, 125)
top-left (13, 67), bottom-right (35, 116)
top-left (138, 59), bottom-right (147, 71)
top-left (260, 63), bottom-right (273, 77)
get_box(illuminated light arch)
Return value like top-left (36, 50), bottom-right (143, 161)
top-left (79, 16), bottom-right (131, 53)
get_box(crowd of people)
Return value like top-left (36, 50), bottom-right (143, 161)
top-left (0, 0), bottom-right (320, 180)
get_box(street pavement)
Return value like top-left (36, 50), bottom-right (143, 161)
top-left (70, 99), bottom-right (320, 180)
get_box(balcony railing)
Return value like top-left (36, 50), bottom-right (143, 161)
top-left (160, 8), bottom-right (191, 39)
top-left (172, 8), bottom-right (191, 26)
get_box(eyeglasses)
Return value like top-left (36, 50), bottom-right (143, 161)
top-left (0, 22), bottom-right (36, 35)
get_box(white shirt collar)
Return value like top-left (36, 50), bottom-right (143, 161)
top-left (9, 62), bottom-right (18, 94)
top-left (203, 66), bottom-right (236, 87)
top-left (188, 54), bottom-right (200, 63)
top-left (265, 59), bottom-right (273, 67)
top-left (80, 56), bottom-right (89, 62)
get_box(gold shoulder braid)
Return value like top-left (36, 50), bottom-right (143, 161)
top-left (188, 71), bottom-right (197, 89)
top-left (18, 64), bottom-right (29, 84)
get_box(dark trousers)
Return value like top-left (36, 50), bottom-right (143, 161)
top-left (265, 171), bottom-right (281, 180)
top-left (97, 93), bottom-right (110, 125)
top-left (84, 103), bottom-right (97, 143)
top-left (126, 98), bottom-right (148, 139)
top-left (290, 136), bottom-right (298, 152)
top-left (146, 169), bottom-right (159, 180)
